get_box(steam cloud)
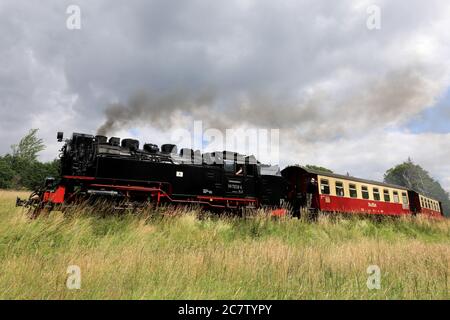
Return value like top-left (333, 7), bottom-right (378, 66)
top-left (97, 67), bottom-right (437, 142)
top-left (97, 91), bottom-right (217, 135)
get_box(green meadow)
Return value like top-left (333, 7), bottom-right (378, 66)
top-left (0, 190), bottom-right (448, 299)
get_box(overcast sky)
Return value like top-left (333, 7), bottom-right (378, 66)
top-left (1, 0), bottom-right (450, 191)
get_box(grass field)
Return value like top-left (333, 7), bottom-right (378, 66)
top-left (0, 190), bottom-right (449, 299)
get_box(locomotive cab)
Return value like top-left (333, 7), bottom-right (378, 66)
top-left (218, 152), bottom-right (255, 197)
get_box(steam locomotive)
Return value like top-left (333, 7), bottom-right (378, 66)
top-left (17, 132), bottom-right (287, 217)
top-left (17, 132), bottom-right (444, 218)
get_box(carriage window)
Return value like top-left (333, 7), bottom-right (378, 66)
top-left (393, 191), bottom-right (400, 203)
top-left (402, 192), bottom-right (408, 205)
top-left (383, 189), bottom-right (391, 202)
top-left (349, 184), bottom-right (358, 198)
top-left (362, 186), bottom-right (370, 199)
top-left (320, 179), bottom-right (330, 195)
top-left (335, 181), bottom-right (345, 197)
top-left (373, 188), bottom-right (381, 201)
top-left (420, 197), bottom-right (424, 207)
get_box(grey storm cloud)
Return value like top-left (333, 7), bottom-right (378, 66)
top-left (1, 0), bottom-right (450, 190)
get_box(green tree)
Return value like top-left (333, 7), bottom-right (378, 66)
top-left (14, 159), bottom-right (60, 190)
top-left (305, 165), bottom-right (334, 174)
top-left (11, 129), bottom-right (45, 162)
top-left (0, 156), bottom-right (15, 189)
top-left (0, 129), bottom-right (60, 190)
top-left (384, 159), bottom-right (450, 216)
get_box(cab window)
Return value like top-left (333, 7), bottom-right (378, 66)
top-left (335, 181), bottom-right (345, 197)
top-left (362, 186), bottom-right (370, 200)
top-left (245, 164), bottom-right (257, 177)
top-left (223, 160), bottom-right (235, 173)
top-left (320, 179), bottom-right (330, 195)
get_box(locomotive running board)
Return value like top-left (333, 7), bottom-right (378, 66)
top-left (89, 183), bottom-right (258, 209)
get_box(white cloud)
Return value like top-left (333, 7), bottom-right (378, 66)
top-left (280, 130), bottom-right (450, 192)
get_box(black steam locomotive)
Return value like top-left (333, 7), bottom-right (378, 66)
top-left (18, 132), bottom-right (287, 217)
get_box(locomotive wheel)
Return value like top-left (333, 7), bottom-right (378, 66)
top-left (28, 205), bottom-right (42, 219)
top-left (28, 204), bottom-right (54, 219)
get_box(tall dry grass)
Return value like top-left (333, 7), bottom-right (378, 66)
top-left (0, 190), bottom-right (449, 299)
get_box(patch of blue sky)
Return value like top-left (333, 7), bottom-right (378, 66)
top-left (128, 128), bottom-right (140, 137)
top-left (406, 89), bottom-right (450, 134)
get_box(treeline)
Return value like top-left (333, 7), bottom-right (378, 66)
top-left (384, 159), bottom-right (450, 216)
top-left (0, 129), bottom-right (59, 190)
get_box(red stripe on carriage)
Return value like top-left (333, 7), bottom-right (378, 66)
top-left (317, 194), bottom-right (411, 215)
